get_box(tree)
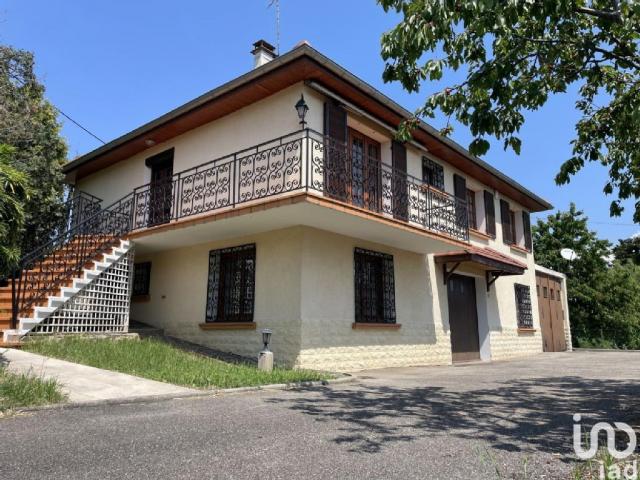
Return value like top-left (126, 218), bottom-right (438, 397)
top-left (533, 203), bottom-right (611, 280)
top-left (0, 145), bottom-right (31, 275)
top-left (0, 45), bottom-right (67, 257)
top-left (379, 1), bottom-right (640, 221)
top-left (613, 234), bottom-right (640, 264)
top-left (533, 204), bottom-right (640, 348)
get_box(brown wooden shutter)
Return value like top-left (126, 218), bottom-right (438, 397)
top-left (323, 101), bottom-right (347, 143)
top-left (323, 101), bottom-right (347, 199)
top-left (522, 211), bottom-right (532, 251)
top-left (500, 198), bottom-right (512, 244)
top-left (391, 140), bottom-right (408, 220)
top-left (484, 190), bottom-right (496, 237)
top-left (453, 174), bottom-right (466, 200)
top-left (453, 174), bottom-right (467, 230)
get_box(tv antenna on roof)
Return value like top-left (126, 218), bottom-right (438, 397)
top-left (268, 0), bottom-right (281, 55)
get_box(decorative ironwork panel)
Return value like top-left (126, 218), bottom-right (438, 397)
top-left (515, 283), bottom-right (534, 328)
top-left (132, 262), bottom-right (151, 296)
top-left (205, 244), bottom-right (256, 323)
top-left (422, 157), bottom-right (445, 191)
top-left (308, 132), bottom-right (468, 242)
top-left (354, 248), bottom-right (396, 324)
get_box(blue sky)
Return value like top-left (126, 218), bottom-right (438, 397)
top-left (2, 0), bottom-right (637, 242)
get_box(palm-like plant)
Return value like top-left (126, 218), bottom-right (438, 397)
top-left (0, 144), bottom-right (31, 277)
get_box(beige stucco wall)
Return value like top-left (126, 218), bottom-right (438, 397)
top-left (77, 82), bottom-right (324, 207)
top-left (130, 225), bottom-right (541, 372)
top-left (297, 228), bottom-right (452, 371)
top-left (131, 227), bottom-right (305, 366)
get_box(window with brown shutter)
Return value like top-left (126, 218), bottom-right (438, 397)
top-left (500, 199), bottom-right (513, 245)
top-left (484, 190), bottom-right (496, 237)
top-left (509, 210), bottom-right (517, 246)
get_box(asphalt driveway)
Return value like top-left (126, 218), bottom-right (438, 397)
top-left (2, 351), bottom-right (639, 479)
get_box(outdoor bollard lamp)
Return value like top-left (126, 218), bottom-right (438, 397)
top-left (295, 94), bottom-right (309, 128)
top-left (258, 328), bottom-right (274, 372)
top-left (261, 328), bottom-right (272, 351)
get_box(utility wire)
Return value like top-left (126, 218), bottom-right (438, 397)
top-left (2, 64), bottom-right (106, 145)
top-left (55, 107), bottom-right (106, 145)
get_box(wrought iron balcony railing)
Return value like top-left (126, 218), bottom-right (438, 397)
top-left (118, 129), bottom-right (469, 241)
top-left (11, 129), bottom-right (468, 326)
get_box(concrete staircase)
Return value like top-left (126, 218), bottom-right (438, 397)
top-left (1, 238), bottom-right (132, 343)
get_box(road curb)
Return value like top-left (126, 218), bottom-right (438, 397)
top-left (3, 373), bottom-right (355, 415)
top-left (573, 348), bottom-right (640, 353)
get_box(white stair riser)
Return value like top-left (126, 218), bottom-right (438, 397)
top-left (9, 240), bottom-right (134, 339)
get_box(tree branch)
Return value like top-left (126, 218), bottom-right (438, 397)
top-left (574, 6), bottom-right (622, 23)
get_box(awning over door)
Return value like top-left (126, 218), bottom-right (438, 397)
top-left (434, 246), bottom-right (527, 291)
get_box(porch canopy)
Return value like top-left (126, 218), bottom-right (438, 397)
top-left (434, 246), bottom-right (527, 292)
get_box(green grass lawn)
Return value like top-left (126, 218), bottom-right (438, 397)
top-left (0, 367), bottom-right (66, 412)
top-left (23, 336), bottom-right (333, 389)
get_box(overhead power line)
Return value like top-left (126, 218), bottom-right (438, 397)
top-left (2, 64), bottom-right (106, 145)
top-left (55, 107), bottom-right (106, 145)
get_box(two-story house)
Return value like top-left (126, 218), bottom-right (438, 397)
top-left (2, 40), bottom-right (563, 371)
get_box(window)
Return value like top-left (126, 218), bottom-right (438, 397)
top-left (514, 284), bottom-right (533, 328)
top-left (550, 289), bottom-right (555, 300)
top-left (466, 189), bottom-right (477, 230)
top-left (543, 286), bottom-right (548, 298)
top-left (354, 248), bottom-right (396, 324)
top-left (205, 244), bottom-right (256, 323)
top-left (132, 262), bottom-right (151, 297)
top-left (422, 157), bottom-right (444, 191)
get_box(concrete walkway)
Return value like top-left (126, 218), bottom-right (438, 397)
top-left (0, 348), bottom-right (200, 404)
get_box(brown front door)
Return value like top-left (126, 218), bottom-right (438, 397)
top-left (447, 274), bottom-right (481, 362)
top-left (348, 128), bottom-right (381, 211)
top-left (147, 151), bottom-right (174, 227)
top-left (535, 272), bottom-right (567, 352)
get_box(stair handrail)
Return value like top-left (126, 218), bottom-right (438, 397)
top-left (11, 192), bottom-right (135, 327)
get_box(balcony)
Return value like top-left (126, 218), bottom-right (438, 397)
top-left (106, 129), bottom-right (469, 243)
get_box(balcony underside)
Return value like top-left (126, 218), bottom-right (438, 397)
top-left (129, 192), bottom-right (469, 255)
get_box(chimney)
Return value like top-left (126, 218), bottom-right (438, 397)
top-left (251, 39), bottom-right (277, 69)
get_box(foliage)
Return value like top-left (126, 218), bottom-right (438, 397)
top-left (0, 45), bottom-right (67, 263)
top-left (0, 145), bottom-right (31, 274)
top-left (533, 203), bottom-right (611, 279)
top-left (379, 0), bottom-right (640, 221)
top-left (0, 366), bottom-right (66, 412)
top-left (612, 234), bottom-right (640, 265)
top-left (23, 336), bottom-right (334, 389)
top-left (534, 204), bottom-right (640, 348)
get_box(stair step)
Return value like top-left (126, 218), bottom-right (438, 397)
top-left (2, 329), bottom-right (28, 343)
top-left (19, 318), bottom-right (40, 331)
top-left (34, 306), bottom-right (56, 318)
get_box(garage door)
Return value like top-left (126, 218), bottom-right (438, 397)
top-left (535, 272), bottom-right (567, 352)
